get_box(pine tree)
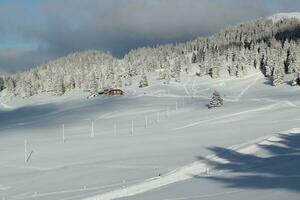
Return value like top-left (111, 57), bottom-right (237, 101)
top-left (163, 61), bottom-right (171, 84)
top-left (191, 52), bottom-right (197, 63)
top-left (164, 70), bottom-right (171, 84)
top-left (236, 64), bottom-right (244, 78)
top-left (69, 76), bottom-right (76, 90)
top-left (289, 51), bottom-right (300, 73)
top-left (291, 73), bottom-right (300, 86)
top-left (212, 67), bottom-right (220, 79)
top-left (89, 73), bottom-right (98, 94)
top-left (272, 67), bottom-right (285, 86)
top-left (55, 77), bottom-right (66, 96)
top-left (116, 75), bottom-right (123, 88)
top-left (265, 65), bottom-right (273, 77)
top-left (23, 80), bottom-right (34, 97)
top-left (139, 74), bottom-right (149, 88)
top-left (157, 70), bottom-right (164, 80)
top-left (228, 64), bottom-right (237, 77)
top-left (0, 76), bottom-right (4, 91)
top-left (4, 77), bottom-right (16, 96)
top-left (174, 58), bottom-right (181, 82)
top-left (209, 61), bottom-right (220, 79)
top-left (208, 91), bottom-right (223, 109)
top-left (124, 73), bottom-right (132, 86)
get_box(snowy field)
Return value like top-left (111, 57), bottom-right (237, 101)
top-left (1, 70), bottom-right (300, 200)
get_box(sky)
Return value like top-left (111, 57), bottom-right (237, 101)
top-left (1, 0), bottom-right (300, 74)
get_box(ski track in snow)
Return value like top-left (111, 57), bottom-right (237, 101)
top-left (0, 101), bottom-right (13, 109)
top-left (0, 185), bottom-right (11, 190)
top-left (190, 72), bottom-right (262, 101)
top-left (1, 72), bottom-right (300, 200)
top-left (182, 75), bottom-right (192, 96)
top-left (82, 129), bottom-right (298, 200)
top-left (174, 101), bottom-right (295, 130)
top-left (234, 73), bottom-right (262, 101)
top-left (161, 190), bottom-right (242, 200)
top-left (10, 178), bottom-right (147, 200)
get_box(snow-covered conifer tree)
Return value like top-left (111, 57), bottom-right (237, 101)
top-left (124, 73), bottom-right (132, 86)
top-left (208, 91), bottom-right (223, 108)
top-left (139, 74), bottom-right (149, 88)
top-left (163, 61), bottom-right (171, 84)
top-left (55, 77), bottom-right (66, 96)
top-left (265, 54), bottom-right (275, 77)
top-left (88, 73), bottom-right (98, 94)
top-left (69, 76), bottom-right (76, 90)
top-left (228, 64), bottom-right (237, 77)
top-left (116, 75), bottom-right (123, 88)
top-left (164, 70), bottom-right (171, 84)
top-left (23, 80), bottom-right (34, 97)
top-left (0, 76), bottom-right (4, 91)
top-left (291, 73), bottom-right (300, 86)
top-left (208, 58), bottom-right (220, 79)
top-left (4, 77), bottom-right (16, 96)
top-left (236, 64), bottom-right (244, 78)
top-left (272, 67), bottom-right (285, 86)
top-left (174, 58), bottom-right (181, 82)
top-left (191, 52), bottom-right (197, 63)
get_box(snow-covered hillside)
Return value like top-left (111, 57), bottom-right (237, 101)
top-left (0, 71), bottom-right (300, 200)
top-left (269, 12), bottom-right (300, 22)
top-left (1, 12), bottom-right (300, 99)
top-left (1, 12), bottom-right (300, 200)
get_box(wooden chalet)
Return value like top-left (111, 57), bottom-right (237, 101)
top-left (99, 88), bottom-right (124, 96)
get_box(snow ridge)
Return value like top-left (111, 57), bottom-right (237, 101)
top-left (269, 12), bottom-right (300, 22)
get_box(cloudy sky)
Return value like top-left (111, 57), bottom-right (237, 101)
top-left (1, 0), bottom-right (300, 73)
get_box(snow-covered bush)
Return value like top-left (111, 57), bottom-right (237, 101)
top-left (208, 91), bottom-right (224, 108)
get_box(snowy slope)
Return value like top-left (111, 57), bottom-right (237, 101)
top-left (92, 129), bottom-right (300, 200)
top-left (0, 71), bottom-right (300, 200)
top-left (268, 12), bottom-right (300, 22)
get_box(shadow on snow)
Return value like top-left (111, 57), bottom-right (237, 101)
top-left (195, 132), bottom-right (300, 191)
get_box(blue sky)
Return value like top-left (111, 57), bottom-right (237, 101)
top-left (1, 0), bottom-right (300, 73)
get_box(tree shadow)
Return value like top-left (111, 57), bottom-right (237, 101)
top-left (195, 132), bottom-right (300, 191)
top-left (263, 78), bottom-right (273, 86)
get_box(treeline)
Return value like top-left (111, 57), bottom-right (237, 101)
top-left (1, 17), bottom-right (300, 98)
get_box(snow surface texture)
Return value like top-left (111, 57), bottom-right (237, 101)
top-left (1, 70), bottom-right (300, 200)
top-left (85, 129), bottom-right (300, 200)
top-left (268, 12), bottom-right (300, 22)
